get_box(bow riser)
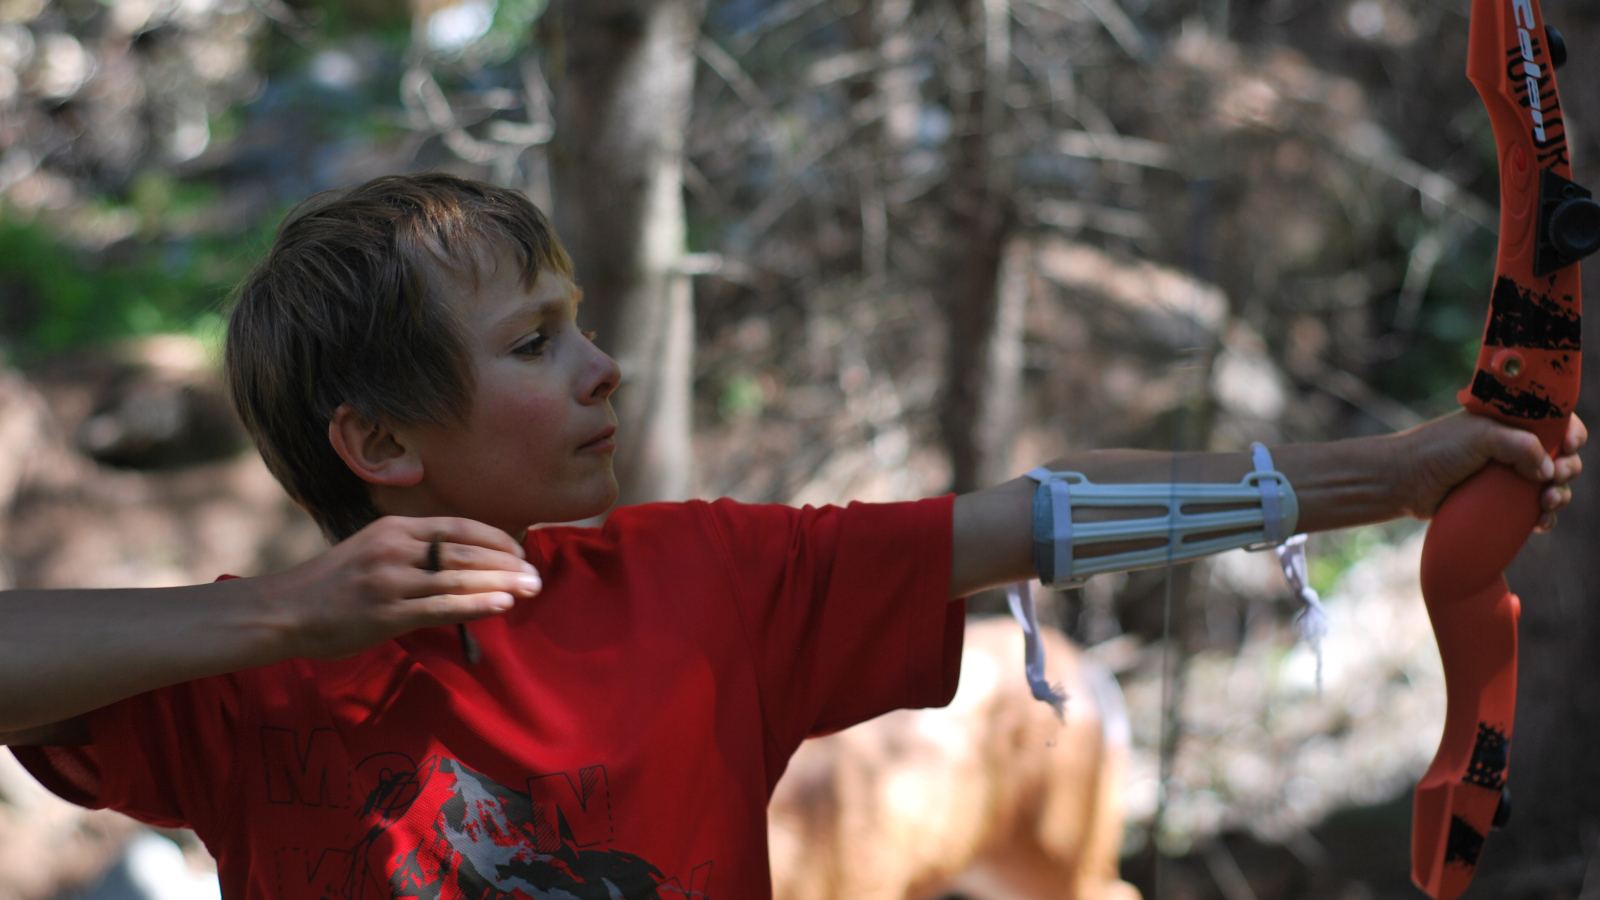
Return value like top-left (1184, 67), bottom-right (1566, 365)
top-left (1411, 0), bottom-right (1588, 895)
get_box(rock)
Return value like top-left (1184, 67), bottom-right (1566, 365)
top-left (64, 336), bottom-right (248, 471)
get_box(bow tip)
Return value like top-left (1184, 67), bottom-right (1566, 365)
top-left (1411, 779), bottom-right (1504, 900)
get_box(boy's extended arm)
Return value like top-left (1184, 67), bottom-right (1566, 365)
top-left (949, 412), bottom-right (1586, 600)
top-left (0, 516), bottom-right (541, 740)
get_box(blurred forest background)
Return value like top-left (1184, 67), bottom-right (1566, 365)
top-left (1, 0), bottom-right (1600, 897)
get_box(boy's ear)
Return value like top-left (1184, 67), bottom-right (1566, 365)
top-left (328, 405), bottom-right (424, 487)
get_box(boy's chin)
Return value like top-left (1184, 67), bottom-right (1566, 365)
top-left (588, 472), bottom-right (620, 514)
top-left (522, 480), bottom-right (619, 529)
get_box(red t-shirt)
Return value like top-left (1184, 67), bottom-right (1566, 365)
top-left (16, 497), bottom-right (964, 900)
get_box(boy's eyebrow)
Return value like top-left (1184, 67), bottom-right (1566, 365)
top-left (490, 284), bottom-right (583, 340)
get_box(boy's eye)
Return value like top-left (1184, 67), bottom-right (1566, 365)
top-left (513, 333), bottom-right (550, 357)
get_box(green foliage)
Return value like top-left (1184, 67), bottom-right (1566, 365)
top-left (0, 0), bottom-right (555, 368)
top-left (1373, 227), bottom-right (1498, 413)
top-left (479, 0), bottom-right (548, 64)
top-left (125, 170), bottom-right (224, 234)
top-left (0, 211), bottom-right (279, 364)
top-left (1306, 521), bottom-right (1421, 595)
top-left (718, 374), bottom-right (766, 421)
top-left (209, 108), bottom-right (243, 147)
top-left (302, 1), bottom-right (412, 46)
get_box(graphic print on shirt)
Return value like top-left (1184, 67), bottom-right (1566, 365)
top-left (263, 729), bottom-right (713, 900)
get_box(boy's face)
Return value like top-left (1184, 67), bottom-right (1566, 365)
top-left (395, 259), bottom-right (621, 532)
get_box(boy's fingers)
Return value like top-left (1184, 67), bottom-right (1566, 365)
top-left (421, 540), bottom-right (536, 579)
top-left (399, 567), bottom-right (541, 600)
top-left (1566, 414), bottom-right (1588, 455)
top-left (1553, 452), bottom-right (1583, 486)
top-left (405, 517), bottom-right (526, 559)
top-left (404, 592), bottom-right (517, 626)
top-left (1482, 424), bottom-right (1552, 482)
top-left (1542, 483), bottom-right (1572, 511)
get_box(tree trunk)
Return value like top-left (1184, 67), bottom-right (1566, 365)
top-left (938, 0), bottom-right (1019, 495)
top-left (541, 0), bottom-right (705, 506)
top-left (971, 235), bottom-right (1031, 489)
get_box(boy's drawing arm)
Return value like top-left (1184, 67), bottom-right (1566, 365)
top-left (947, 412), bottom-right (1583, 600)
top-left (0, 515), bottom-right (541, 739)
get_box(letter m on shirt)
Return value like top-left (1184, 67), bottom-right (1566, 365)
top-left (261, 726), bottom-right (347, 807)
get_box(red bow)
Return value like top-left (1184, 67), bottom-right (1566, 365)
top-left (1411, 0), bottom-right (1596, 895)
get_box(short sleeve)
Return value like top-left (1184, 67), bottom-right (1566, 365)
top-left (12, 675), bottom-right (241, 831)
top-left (699, 496), bottom-right (965, 752)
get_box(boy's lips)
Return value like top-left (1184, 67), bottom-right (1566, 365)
top-left (578, 426), bottom-right (616, 453)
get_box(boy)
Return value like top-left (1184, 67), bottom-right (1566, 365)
top-left (0, 174), bottom-right (1584, 900)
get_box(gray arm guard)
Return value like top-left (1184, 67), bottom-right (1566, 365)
top-left (1027, 442), bottom-right (1297, 587)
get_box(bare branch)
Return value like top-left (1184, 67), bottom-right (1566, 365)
top-left (1073, 0), bottom-right (1151, 61)
top-left (736, 100), bottom-right (886, 238)
top-left (806, 50), bottom-right (879, 87)
top-left (697, 37), bottom-right (770, 113)
top-left (1298, 362), bottom-right (1426, 431)
top-left (727, 0), bottom-right (830, 55)
top-left (1336, 124), bottom-right (1497, 232)
top-left (1202, 839), bottom-right (1261, 900)
top-left (1054, 129), bottom-right (1177, 168)
top-left (1034, 198), bottom-right (1156, 240)
top-left (1393, 217), bottom-right (1469, 334)
top-left (983, 0), bottom-right (1012, 142)
top-left (400, 64), bottom-right (545, 171)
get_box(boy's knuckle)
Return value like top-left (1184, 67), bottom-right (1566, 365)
top-left (375, 534), bottom-right (409, 559)
top-left (358, 571), bottom-right (393, 600)
top-left (365, 604), bottom-right (399, 628)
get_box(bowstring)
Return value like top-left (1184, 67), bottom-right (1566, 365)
top-left (1155, 479), bottom-right (1178, 900)
top-left (1153, 174), bottom-right (1217, 899)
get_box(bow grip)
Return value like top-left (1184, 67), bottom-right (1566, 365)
top-left (1413, 463), bottom-right (1535, 899)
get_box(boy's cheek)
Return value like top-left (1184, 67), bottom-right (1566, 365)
top-left (479, 393), bottom-right (567, 447)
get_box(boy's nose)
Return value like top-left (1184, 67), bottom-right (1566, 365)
top-left (584, 349), bottom-right (621, 403)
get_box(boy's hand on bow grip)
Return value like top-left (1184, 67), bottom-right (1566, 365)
top-left (1398, 412), bottom-right (1586, 531)
top-left (264, 516), bottom-right (541, 660)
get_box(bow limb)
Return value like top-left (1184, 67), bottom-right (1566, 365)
top-left (1412, 0), bottom-right (1595, 895)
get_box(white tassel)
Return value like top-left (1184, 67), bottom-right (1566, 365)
top-left (1274, 534), bottom-right (1328, 693)
top-left (1007, 582), bottom-right (1068, 717)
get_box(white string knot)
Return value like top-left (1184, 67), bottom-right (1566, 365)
top-left (1006, 582), bottom-right (1068, 718)
top-left (1274, 533), bottom-right (1327, 693)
